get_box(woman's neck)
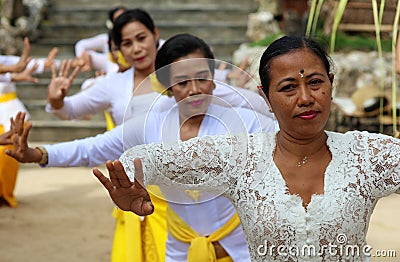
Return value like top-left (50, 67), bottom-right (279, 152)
top-left (277, 131), bottom-right (328, 160)
top-left (179, 114), bottom-right (205, 141)
top-left (133, 66), bottom-right (155, 95)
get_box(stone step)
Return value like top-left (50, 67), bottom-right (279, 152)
top-left (45, 5), bottom-right (254, 24)
top-left (28, 119), bottom-right (107, 142)
top-left (21, 0), bottom-right (256, 142)
top-left (16, 77), bottom-right (91, 100)
top-left (22, 99), bottom-right (106, 122)
top-left (30, 39), bottom-right (241, 62)
top-left (39, 21), bottom-right (247, 41)
top-left (50, 1), bottom-right (254, 9)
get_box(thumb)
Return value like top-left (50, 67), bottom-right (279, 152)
top-left (133, 158), bottom-right (154, 214)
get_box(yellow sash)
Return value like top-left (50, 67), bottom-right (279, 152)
top-left (0, 92), bottom-right (17, 103)
top-left (104, 111), bottom-right (115, 131)
top-left (166, 206), bottom-right (239, 262)
top-left (0, 124), bottom-right (19, 207)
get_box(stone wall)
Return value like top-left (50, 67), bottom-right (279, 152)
top-left (233, 44), bottom-right (399, 100)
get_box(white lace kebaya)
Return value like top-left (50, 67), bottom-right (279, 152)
top-left (120, 130), bottom-right (400, 261)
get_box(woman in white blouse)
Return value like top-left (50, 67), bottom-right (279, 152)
top-left (74, 6), bottom-right (126, 73)
top-left (9, 34), bottom-right (276, 261)
top-left (0, 37), bottom-right (57, 207)
top-left (93, 35), bottom-right (400, 261)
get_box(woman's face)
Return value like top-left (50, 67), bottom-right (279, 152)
top-left (169, 51), bottom-right (214, 117)
top-left (267, 48), bottom-right (333, 138)
top-left (119, 21), bottom-right (158, 73)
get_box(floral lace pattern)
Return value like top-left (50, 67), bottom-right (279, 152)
top-left (121, 131), bottom-right (400, 261)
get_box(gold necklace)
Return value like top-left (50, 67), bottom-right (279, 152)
top-left (276, 134), bottom-right (327, 168)
top-left (297, 156), bottom-right (308, 167)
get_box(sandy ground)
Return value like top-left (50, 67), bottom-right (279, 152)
top-left (0, 165), bottom-right (115, 262)
top-left (0, 164), bottom-right (400, 262)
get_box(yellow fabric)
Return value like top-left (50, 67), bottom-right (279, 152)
top-left (104, 111), bottom-right (115, 131)
top-left (111, 185), bottom-right (168, 262)
top-left (0, 125), bottom-right (19, 207)
top-left (0, 92), bottom-right (17, 103)
top-left (167, 206), bottom-right (240, 262)
top-left (149, 73), bottom-right (172, 97)
top-left (108, 51), bottom-right (131, 69)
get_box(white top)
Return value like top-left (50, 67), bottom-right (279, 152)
top-left (132, 104), bottom-right (275, 261)
top-left (0, 55), bottom-right (47, 130)
top-left (0, 55), bottom-right (46, 83)
top-left (120, 131), bottom-right (400, 262)
top-left (75, 33), bottom-right (109, 57)
top-left (46, 65), bottom-right (274, 126)
top-left (46, 103), bottom-right (275, 261)
top-left (84, 50), bottom-right (119, 74)
top-left (0, 84), bottom-right (30, 130)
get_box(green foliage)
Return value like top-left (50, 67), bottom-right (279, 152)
top-left (248, 33), bottom-right (284, 48)
top-left (320, 32), bottom-right (392, 52)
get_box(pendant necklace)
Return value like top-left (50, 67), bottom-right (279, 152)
top-left (297, 156), bottom-right (308, 167)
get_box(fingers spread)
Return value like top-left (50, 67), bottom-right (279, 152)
top-left (92, 168), bottom-right (115, 192)
top-left (106, 160), bottom-right (121, 188)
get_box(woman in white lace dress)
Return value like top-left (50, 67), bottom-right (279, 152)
top-left (95, 36), bottom-right (398, 261)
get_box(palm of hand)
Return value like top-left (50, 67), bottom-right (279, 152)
top-left (49, 77), bottom-right (70, 99)
top-left (109, 182), bottom-right (152, 215)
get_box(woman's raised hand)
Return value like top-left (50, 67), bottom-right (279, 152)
top-left (10, 62), bottom-right (39, 83)
top-left (6, 112), bottom-right (41, 163)
top-left (47, 59), bottom-right (80, 109)
top-left (13, 37), bottom-right (32, 73)
top-left (93, 159), bottom-right (154, 216)
top-left (44, 47), bottom-right (59, 71)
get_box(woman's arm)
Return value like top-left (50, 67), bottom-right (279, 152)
top-left (93, 133), bottom-right (251, 216)
top-left (75, 33), bottom-right (109, 57)
top-left (120, 133), bottom-right (248, 193)
top-left (7, 112), bottom-right (122, 167)
top-left (6, 112), bottom-right (148, 167)
top-left (365, 132), bottom-right (400, 195)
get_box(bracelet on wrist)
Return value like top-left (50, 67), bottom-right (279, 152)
top-left (35, 146), bottom-right (48, 166)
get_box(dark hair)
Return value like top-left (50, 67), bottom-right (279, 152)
top-left (112, 8), bottom-right (157, 48)
top-left (108, 6), bottom-right (127, 23)
top-left (155, 33), bottom-right (215, 87)
top-left (107, 30), bottom-right (114, 52)
top-left (259, 36), bottom-right (332, 97)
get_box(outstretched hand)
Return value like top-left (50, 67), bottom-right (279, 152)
top-left (6, 112), bottom-right (41, 163)
top-left (44, 47), bottom-right (59, 71)
top-left (93, 159), bottom-right (154, 216)
top-left (10, 62), bottom-right (39, 83)
top-left (48, 59), bottom-right (80, 109)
